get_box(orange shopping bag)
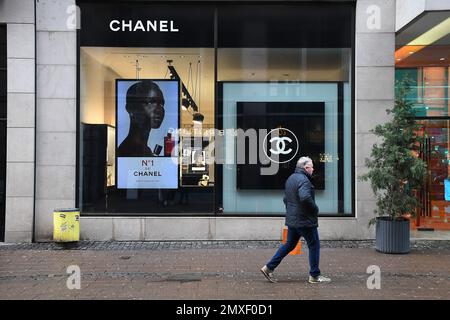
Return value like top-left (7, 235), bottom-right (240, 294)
top-left (282, 226), bottom-right (302, 255)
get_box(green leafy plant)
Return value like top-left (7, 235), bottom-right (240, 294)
top-left (359, 79), bottom-right (427, 226)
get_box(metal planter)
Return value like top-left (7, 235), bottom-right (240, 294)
top-left (375, 217), bottom-right (410, 254)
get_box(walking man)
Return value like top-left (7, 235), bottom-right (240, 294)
top-left (260, 156), bottom-right (331, 284)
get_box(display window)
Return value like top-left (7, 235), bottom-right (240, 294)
top-left (77, 2), bottom-right (355, 216)
top-left (396, 12), bottom-right (450, 229)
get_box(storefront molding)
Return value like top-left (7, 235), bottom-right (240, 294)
top-left (68, 216), bottom-right (373, 242)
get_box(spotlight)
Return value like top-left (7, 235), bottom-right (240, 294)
top-left (192, 112), bottom-right (204, 124)
top-left (181, 98), bottom-right (190, 111)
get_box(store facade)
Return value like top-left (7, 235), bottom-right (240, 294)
top-left (2, 0), bottom-right (400, 242)
top-left (395, 3), bottom-right (450, 231)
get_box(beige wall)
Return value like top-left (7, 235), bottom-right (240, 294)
top-left (80, 51), bottom-right (119, 126)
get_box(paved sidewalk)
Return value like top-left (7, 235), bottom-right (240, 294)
top-left (0, 240), bottom-right (449, 300)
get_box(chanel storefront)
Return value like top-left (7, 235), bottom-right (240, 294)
top-left (2, 0), bottom-right (399, 242)
top-left (76, 0), bottom-right (355, 238)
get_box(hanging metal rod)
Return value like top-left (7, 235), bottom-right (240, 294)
top-left (167, 62), bottom-right (199, 112)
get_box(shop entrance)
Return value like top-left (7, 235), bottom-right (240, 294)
top-left (416, 119), bottom-right (450, 230)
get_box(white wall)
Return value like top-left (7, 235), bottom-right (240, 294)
top-left (425, 0), bottom-right (450, 11)
top-left (2, 0), bottom-right (36, 243)
top-left (352, 0), bottom-right (396, 239)
top-left (396, 0), bottom-right (450, 32)
top-left (34, 0), bottom-right (77, 241)
top-left (396, 0), bottom-right (426, 31)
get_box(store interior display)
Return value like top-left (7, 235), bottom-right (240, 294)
top-left (80, 48), bottom-right (215, 211)
top-left (77, 2), bottom-right (355, 215)
top-left (80, 45), bottom-right (350, 212)
top-left (180, 131), bottom-right (214, 187)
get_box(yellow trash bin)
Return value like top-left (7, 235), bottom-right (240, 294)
top-left (53, 208), bottom-right (80, 242)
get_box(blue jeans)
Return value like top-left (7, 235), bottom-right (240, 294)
top-left (266, 226), bottom-right (321, 277)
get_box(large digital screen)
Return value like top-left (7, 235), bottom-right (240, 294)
top-left (116, 79), bottom-right (179, 189)
top-left (237, 102), bottom-right (325, 190)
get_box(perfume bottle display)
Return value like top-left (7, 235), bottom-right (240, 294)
top-left (164, 132), bottom-right (175, 156)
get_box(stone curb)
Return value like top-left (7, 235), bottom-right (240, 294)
top-left (0, 240), bottom-right (449, 251)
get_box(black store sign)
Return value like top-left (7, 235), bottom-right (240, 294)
top-left (78, 3), bottom-right (215, 47)
top-left (78, 2), bottom-right (353, 48)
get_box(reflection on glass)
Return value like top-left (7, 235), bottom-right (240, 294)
top-left (218, 47), bottom-right (353, 214)
top-left (416, 120), bottom-right (450, 230)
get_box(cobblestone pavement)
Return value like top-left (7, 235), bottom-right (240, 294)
top-left (0, 240), bottom-right (449, 300)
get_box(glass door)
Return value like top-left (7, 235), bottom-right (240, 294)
top-left (416, 119), bottom-right (450, 230)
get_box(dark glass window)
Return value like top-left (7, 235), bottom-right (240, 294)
top-left (77, 2), bottom-right (355, 216)
top-left (0, 24), bottom-right (6, 241)
top-left (0, 23), bottom-right (6, 119)
top-left (217, 4), bottom-right (354, 215)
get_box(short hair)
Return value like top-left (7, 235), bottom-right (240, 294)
top-left (125, 80), bottom-right (164, 113)
top-left (296, 156), bottom-right (313, 169)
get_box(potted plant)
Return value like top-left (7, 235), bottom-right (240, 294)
top-left (360, 80), bottom-right (427, 254)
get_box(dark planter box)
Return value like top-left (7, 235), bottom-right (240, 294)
top-left (375, 217), bottom-right (410, 254)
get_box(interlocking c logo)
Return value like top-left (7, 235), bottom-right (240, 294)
top-left (269, 136), bottom-right (293, 155)
top-left (263, 128), bottom-right (299, 164)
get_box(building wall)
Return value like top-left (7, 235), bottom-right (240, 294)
top-left (396, 0), bottom-right (450, 31)
top-left (1, 0), bottom-right (36, 243)
top-left (354, 0), bottom-right (396, 239)
top-left (396, 0), bottom-right (426, 31)
top-left (4, 0), bottom-right (398, 242)
top-left (34, 0), bottom-right (77, 241)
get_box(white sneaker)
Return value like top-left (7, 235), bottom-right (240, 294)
top-left (308, 275), bottom-right (331, 284)
top-left (260, 265), bottom-right (278, 283)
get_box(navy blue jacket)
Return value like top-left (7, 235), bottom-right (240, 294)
top-left (283, 167), bottom-right (319, 228)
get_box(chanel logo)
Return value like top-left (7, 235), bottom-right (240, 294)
top-left (269, 136), bottom-right (293, 155)
top-left (263, 128), bottom-right (299, 164)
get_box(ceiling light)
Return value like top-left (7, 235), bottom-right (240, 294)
top-left (395, 45), bottom-right (425, 61)
top-left (409, 17), bottom-right (450, 46)
top-left (440, 58), bottom-right (445, 61)
top-left (395, 17), bottom-right (450, 61)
